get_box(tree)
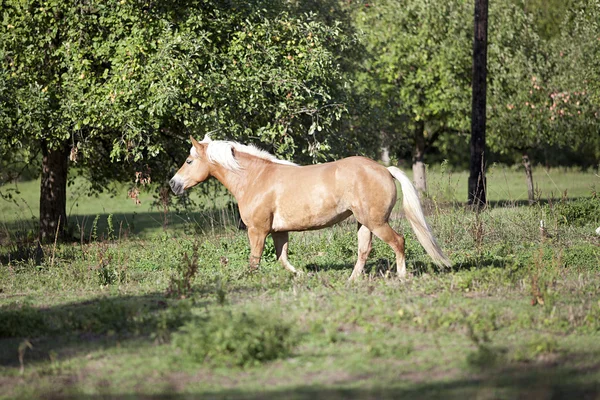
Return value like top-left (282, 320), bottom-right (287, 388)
top-left (468, 0), bottom-right (488, 207)
top-left (0, 0), bottom-right (355, 241)
top-left (351, 0), bottom-right (473, 196)
top-left (487, 1), bottom-right (599, 203)
top-left (520, 0), bottom-right (575, 40)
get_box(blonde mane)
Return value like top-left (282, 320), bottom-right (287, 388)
top-left (198, 137), bottom-right (297, 171)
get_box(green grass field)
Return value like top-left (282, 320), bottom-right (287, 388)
top-left (0, 166), bottom-right (599, 398)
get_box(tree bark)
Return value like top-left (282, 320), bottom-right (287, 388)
top-left (522, 152), bottom-right (535, 205)
top-left (39, 141), bottom-right (69, 242)
top-left (468, 0), bottom-right (488, 208)
top-left (380, 130), bottom-right (390, 166)
top-left (412, 120), bottom-right (427, 196)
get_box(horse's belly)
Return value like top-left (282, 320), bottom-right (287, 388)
top-left (271, 207), bottom-right (351, 232)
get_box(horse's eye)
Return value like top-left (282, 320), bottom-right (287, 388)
top-left (186, 159), bottom-right (193, 164)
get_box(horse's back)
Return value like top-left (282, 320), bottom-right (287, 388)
top-left (273, 155), bottom-right (397, 207)
top-left (257, 155), bottom-right (398, 232)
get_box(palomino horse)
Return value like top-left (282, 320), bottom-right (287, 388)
top-left (170, 135), bottom-right (451, 280)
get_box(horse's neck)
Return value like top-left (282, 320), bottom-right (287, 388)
top-left (210, 155), bottom-right (266, 201)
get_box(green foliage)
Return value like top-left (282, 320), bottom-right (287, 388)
top-left (488, 0), bottom-right (600, 161)
top-left (0, 301), bottom-right (47, 338)
top-left (0, 0), bottom-right (356, 173)
top-left (562, 244), bottom-right (600, 270)
top-left (350, 0), bottom-right (472, 157)
top-left (552, 196), bottom-right (600, 226)
top-left (172, 309), bottom-right (298, 367)
top-left (519, 0), bottom-right (575, 39)
top-left (0, 0), bottom-right (359, 238)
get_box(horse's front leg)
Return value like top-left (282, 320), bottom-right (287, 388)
top-left (247, 227), bottom-right (268, 271)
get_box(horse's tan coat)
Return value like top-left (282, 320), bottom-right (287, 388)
top-left (170, 136), bottom-right (450, 279)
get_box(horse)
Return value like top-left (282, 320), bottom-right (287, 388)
top-left (170, 135), bottom-right (451, 280)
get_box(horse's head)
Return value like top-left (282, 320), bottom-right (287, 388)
top-left (169, 135), bottom-right (212, 195)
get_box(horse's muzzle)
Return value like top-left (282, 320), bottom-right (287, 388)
top-left (169, 177), bottom-right (184, 196)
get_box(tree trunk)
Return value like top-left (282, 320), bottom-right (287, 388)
top-left (468, 0), bottom-right (488, 208)
top-left (380, 130), bottom-right (390, 166)
top-left (39, 141), bottom-right (69, 242)
top-left (522, 152), bottom-right (535, 205)
top-left (412, 120), bottom-right (427, 196)
top-left (381, 146), bottom-right (390, 166)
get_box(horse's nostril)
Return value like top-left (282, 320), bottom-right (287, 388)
top-left (169, 178), bottom-right (184, 195)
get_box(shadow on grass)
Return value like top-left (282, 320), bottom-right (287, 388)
top-left (304, 262), bottom-right (353, 273)
top-left (1, 209), bottom-right (244, 243)
top-left (0, 292), bottom-right (204, 367)
top-left (15, 354), bottom-right (600, 399)
top-left (303, 254), bottom-right (510, 278)
top-left (195, 361), bottom-right (599, 399)
top-left (410, 256), bottom-right (510, 277)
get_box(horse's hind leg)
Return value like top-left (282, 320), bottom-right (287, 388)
top-left (372, 223), bottom-right (407, 279)
top-left (272, 232), bottom-right (301, 275)
top-left (348, 224), bottom-right (373, 281)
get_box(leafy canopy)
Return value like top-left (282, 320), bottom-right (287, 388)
top-left (0, 0), bottom-right (356, 188)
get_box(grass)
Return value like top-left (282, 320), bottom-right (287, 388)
top-left (0, 166), bottom-right (599, 398)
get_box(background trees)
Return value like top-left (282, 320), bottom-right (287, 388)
top-left (351, 0), bottom-right (472, 195)
top-left (0, 0), bottom-right (357, 240)
top-left (350, 0), bottom-right (599, 199)
top-left (487, 0), bottom-right (600, 203)
top-left (0, 0), bottom-right (599, 241)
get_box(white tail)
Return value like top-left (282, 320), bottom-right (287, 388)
top-left (387, 166), bottom-right (451, 267)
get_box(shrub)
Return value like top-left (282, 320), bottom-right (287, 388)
top-left (0, 302), bottom-right (48, 338)
top-left (553, 195), bottom-right (600, 227)
top-left (172, 309), bottom-right (298, 367)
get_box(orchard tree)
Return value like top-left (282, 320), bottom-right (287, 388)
top-left (352, 0), bottom-right (473, 195)
top-left (550, 0), bottom-right (600, 159)
top-left (0, 0), bottom-right (355, 241)
top-left (487, 2), bottom-right (548, 204)
top-left (519, 0), bottom-right (576, 39)
top-left (487, 1), bottom-right (598, 203)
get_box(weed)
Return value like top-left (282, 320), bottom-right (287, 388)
top-left (95, 243), bottom-right (126, 286)
top-left (150, 299), bottom-right (194, 343)
top-left (366, 335), bottom-right (413, 359)
top-left (466, 343), bottom-right (505, 370)
top-left (90, 214), bottom-right (100, 242)
top-left (106, 214), bottom-right (115, 241)
top-left (215, 277), bottom-right (227, 305)
top-left (167, 242), bottom-right (199, 298)
top-left (512, 335), bottom-right (560, 362)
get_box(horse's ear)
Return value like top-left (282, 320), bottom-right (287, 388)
top-left (189, 136), bottom-right (205, 158)
top-left (190, 135), bottom-right (201, 148)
